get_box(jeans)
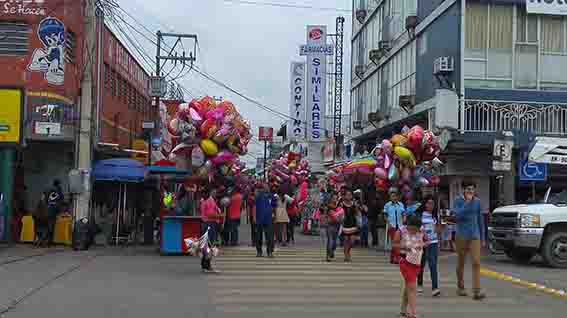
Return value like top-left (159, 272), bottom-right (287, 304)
top-left (417, 242), bottom-right (439, 290)
top-left (368, 218), bottom-right (378, 246)
top-left (250, 222), bottom-right (257, 245)
top-left (47, 216), bottom-right (56, 245)
top-left (287, 215), bottom-right (298, 243)
top-left (325, 224), bottom-right (339, 256)
top-left (256, 223), bottom-right (274, 255)
top-left (456, 238), bottom-right (482, 292)
top-left (225, 219), bottom-right (240, 245)
top-left (360, 223), bottom-right (369, 247)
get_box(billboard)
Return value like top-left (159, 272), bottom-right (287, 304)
top-left (0, 88), bottom-right (23, 146)
top-left (258, 127), bottom-right (274, 142)
top-left (288, 62), bottom-right (306, 140)
top-left (527, 0), bottom-right (567, 16)
top-left (305, 25), bottom-right (328, 142)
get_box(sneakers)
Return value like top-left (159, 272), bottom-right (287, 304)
top-left (267, 253), bottom-right (274, 258)
top-left (432, 289), bottom-right (441, 297)
top-left (417, 287), bottom-right (424, 295)
top-left (256, 252), bottom-right (263, 257)
top-left (473, 291), bottom-right (486, 301)
top-left (457, 289), bottom-right (468, 297)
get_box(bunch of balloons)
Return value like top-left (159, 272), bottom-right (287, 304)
top-left (269, 150), bottom-right (311, 187)
top-left (166, 96), bottom-right (252, 181)
top-left (372, 125), bottom-right (443, 199)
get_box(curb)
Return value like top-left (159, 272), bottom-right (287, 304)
top-left (480, 267), bottom-right (567, 301)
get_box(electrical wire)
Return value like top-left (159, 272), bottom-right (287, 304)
top-left (223, 0), bottom-right (351, 12)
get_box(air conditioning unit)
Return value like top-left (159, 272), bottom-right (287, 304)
top-left (355, 65), bottom-right (366, 79)
top-left (433, 56), bottom-right (455, 75)
top-left (399, 95), bottom-right (416, 110)
top-left (378, 40), bottom-right (392, 53)
top-left (405, 15), bottom-right (418, 31)
top-left (353, 120), bottom-right (363, 130)
top-left (356, 9), bottom-right (367, 23)
top-left (368, 112), bottom-right (384, 123)
top-left (369, 49), bottom-right (382, 64)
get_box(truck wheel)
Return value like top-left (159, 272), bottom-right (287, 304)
top-left (505, 249), bottom-right (535, 264)
top-left (542, 232), bottom-right (567, 269)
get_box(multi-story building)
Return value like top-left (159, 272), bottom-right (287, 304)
top-left (0, 0), bottom-right (152, 227)
top-left (350, 0), bottom-right (567, 211)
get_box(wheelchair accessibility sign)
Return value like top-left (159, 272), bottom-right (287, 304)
top-left (519, 159), bottom-right (547, 182)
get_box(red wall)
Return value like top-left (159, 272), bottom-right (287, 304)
top-left (99, 26), bottom-right (153, 148)
top-left (0, 0), bottom-right (84, 100)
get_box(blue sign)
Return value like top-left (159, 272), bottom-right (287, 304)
top-left (151, 136), bottom-right (162, 146)
top-left (519, 160), bottom-right (547, 182)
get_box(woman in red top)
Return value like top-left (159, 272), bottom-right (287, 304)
top-left (200, 189), bottom-right (222, 244)
top-left (226, 188), bottom-right (243, 246)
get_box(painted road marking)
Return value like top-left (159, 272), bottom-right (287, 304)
top-left (481, 267), bottom-right (567, 301)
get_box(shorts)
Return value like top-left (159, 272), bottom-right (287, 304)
top-left (399, 258), bottom-right (420, 283)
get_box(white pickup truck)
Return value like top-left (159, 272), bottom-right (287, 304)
top-left (488, 188), bottom-right (567, 268)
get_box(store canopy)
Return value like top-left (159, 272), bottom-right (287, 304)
top-left (92, 158), bottom-right (147, 183)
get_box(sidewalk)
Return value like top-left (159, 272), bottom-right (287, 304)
top-left (0, 244), bottom-right (68, 265)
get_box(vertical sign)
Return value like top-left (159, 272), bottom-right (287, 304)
top-left (288, 62), bottom-right (306, 140)
top-left (304, 25), bottom-right (328, 142)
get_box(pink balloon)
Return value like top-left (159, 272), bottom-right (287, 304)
top-left (384, 154), bottom-right (391, 169)
top-left (189, 107), bottom-right (203, 122)
top-left (381, 139), bottom-right (393, 153)
top-left (205, 109), bottom-right (224, 121)
top-left (210, 150), bottom-right (236, 166)
top-left (374, 167), bottom-right (387, 179)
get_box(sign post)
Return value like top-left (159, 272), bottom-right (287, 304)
top-left (258, 127), bottom-right (274, 181)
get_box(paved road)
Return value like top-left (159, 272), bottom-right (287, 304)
top-left (0, 232), bottom-right (566, 318)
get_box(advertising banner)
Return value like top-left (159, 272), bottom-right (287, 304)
top-left (527, 0), bottom-right (567, 16)
top-left (305, 25), bottom-right (328, 142)
top-left (27, 93), bottom-right (76, 141)
top-left (258, 127), bottom-right (274, 142)
top-left (0, 88), bottom-right (23, 145)
top-left (288, 62), bottom-right (306, 140)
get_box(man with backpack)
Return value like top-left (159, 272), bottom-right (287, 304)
top-left (46, 180), bottom-right (64, 247)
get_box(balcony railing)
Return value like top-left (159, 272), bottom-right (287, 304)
top-left (460, 99), bottom-right (567, 135)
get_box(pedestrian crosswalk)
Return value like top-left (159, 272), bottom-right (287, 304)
top-left (206, 245), bottom-right (539, 318)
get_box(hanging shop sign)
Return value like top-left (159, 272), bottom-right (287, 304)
top-left (287, 62), bottom-right (306, 140)
top-left (0, 88), bottom-right (23, 146)
top-left (303, 25), bottom-right (328, 142)
top-left (27, 93), bottom-right (76, 141)
top-left (258, 127), bottom-right (274, 142)
top-left (527, 0), bottom-right (567, 16)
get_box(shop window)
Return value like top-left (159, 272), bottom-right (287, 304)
top-left (0, 21), bottom-right (31, 56)
top-left (65, 30), bottom-right (76, 64)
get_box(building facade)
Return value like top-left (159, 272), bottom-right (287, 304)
top-left (350, 0), bottom-right (567, 211)
top-left (0, 0), bottom-right (152, 229)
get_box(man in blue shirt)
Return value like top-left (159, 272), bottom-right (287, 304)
top-left (452, 180), bottom-right (485, 300)
top-left (384, 188), bottom-right (405, 264)
top-left (255, 183), bottom-right (276, 258)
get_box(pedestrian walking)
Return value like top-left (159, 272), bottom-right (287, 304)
top-left (274, 190), bottom-right (292, 246)
top-left (322, 192), bottom-right (342, 262)
top-left (33, 192), bottom-right (49, 247)
top-left (393, 214), bottom-right (428, 318)
top-left (255, 183), bottom-right (276, 258)
top-left (451, 180), bottom-right (486, 300)
top-left (384, 188), bottom-right (406, 264)
top-left (368, 189), bottom-right (386, 248)
top-left (46, 180), bottom-right (64, 247)
top-left (286, 192), bottom-right (299, 245)
top-left (354, 190), bottom-right (369, 248)
top-left (340, 187), bottom-right (359, 262)
top-left (200, 189), bottom-right (223, 246)
top-left (226, 188), bottom-right (243, 246)
top-left (416, 196), bottom-right (441, 297)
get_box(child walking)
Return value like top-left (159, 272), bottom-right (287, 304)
top-left (393, 214), bottom-right (428, 318)
top-left (417, 196), bottom-right (441, 297)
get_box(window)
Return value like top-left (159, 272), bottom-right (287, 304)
top-left (65, 30), bottom-right (76, 64)
top-left (0, 22), bottom-right (31, 56)
top-left (104, 64), bottom-right (110, 90)
top-left (388, 0), bottom-right (417, 42)
top-left (111, 69), bottom-right (117, 96)
top-left (386, 41), bottom-right (416, 109)
top-left (108, 37), bottom-right (113, 63)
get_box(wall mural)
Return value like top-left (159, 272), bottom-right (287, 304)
top-left (27, 17), bottom-right (66, 86)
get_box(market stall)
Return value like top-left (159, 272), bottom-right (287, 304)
top-left (92, 158), bottom-right (147, 245)
top-left (155, 96), bottom-right (252, 255)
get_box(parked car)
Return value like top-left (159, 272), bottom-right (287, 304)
top-left (488, 188), bottom-right (567, 268)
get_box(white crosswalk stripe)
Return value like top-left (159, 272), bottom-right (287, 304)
top-left (205, 246), bottom-right (529, 317)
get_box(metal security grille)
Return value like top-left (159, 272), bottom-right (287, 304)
top-left (0, 21), bottom-right (31, 56)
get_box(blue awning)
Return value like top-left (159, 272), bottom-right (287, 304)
top-left (92, 159), bottom-right (147, 183)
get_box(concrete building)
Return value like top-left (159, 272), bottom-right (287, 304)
top-left (0, 0), bottom-right (152, 240)
top-left (350, 0), bottom-right (567, 212)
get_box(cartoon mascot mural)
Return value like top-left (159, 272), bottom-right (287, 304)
top-left (28, 17), bottom-right (66, 86)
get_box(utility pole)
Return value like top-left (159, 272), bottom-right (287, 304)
top-left (74, 0), bottom-right (97, 220)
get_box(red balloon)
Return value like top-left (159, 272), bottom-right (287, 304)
top-left (428, 175), bottom-right (441, 186)
top-left (374, 178), bottom-right (389, 190)
top-left (407, 126), bottom-right (424, 152)
top-left (189, 99), bottom-right (205, 116)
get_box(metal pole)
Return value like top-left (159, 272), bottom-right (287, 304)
top-left (263, 140), bottom-right (268, 181)
top-left (116, 184), bottom-right (121, 246)
top-left (0, 149), bottom-right (15, 242)
top-left (151, 31), bottom-right (162, 167)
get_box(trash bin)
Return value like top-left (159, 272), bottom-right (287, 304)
top-left (72, 217), bottom-right (92, 250)
top-left (54, 215), bottom-right (72, 246)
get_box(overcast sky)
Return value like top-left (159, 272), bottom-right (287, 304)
top-left (126, 0), bottom-right (352, 166)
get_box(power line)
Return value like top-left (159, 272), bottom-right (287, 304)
top-left (223, 0), bottom-right (351, 12)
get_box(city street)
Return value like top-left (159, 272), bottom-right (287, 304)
top-left (1, 230), bottom-right (566, 318)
